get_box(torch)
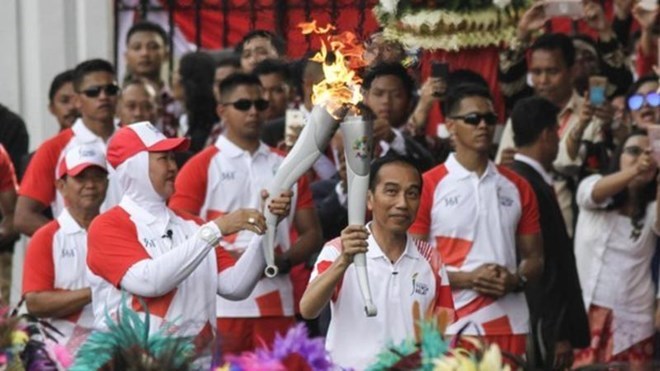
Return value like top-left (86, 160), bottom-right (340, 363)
top-left (261, 105), bottom-right (345, 277)
top-left (340, 115), bottom-right (377, 317)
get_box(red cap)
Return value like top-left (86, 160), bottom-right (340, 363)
top-left (107, 121), bottom-right (190, 169)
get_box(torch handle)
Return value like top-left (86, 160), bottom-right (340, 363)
top-left (340, 117), bottom-right (377, 317)
top-left (262, 106), bottom-right (340, 278)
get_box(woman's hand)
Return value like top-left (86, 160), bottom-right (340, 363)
top-left (213, 209), bottom-right (267, 236)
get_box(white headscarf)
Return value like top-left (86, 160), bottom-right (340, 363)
top-left (115, 151), bottom-right (170, 230)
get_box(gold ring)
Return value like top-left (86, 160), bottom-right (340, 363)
top-left (248, 217), bottom-right (256, 224)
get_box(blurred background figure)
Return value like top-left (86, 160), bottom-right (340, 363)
top-left (117, 79), bottom-right (159, 126)
top-left (48, 70), bottom-right (78, 132)
top-left (172, 51), bottom-right (218, 153)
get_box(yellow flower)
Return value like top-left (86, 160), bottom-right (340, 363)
top-left (478, 344), bottom-right (511, 371)
top-left (11, 330), bottom-right (28, 346)
top-left (214, 364), bottom-right (231, 371)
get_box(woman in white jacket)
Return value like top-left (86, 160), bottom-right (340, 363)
top-left (573, 130), bottom-right (660, 368)
top-left (86, 122), bottom-right (292, 352)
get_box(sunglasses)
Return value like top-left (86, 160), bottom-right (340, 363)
top-left (627, 92), bottom-right (660, 111)
top-left (81, 84), bottom-right (120, 98)
top-left (622, 145), bottom-right (647, 157)
top-left (223, 99), bottom-right (269, 112)
top-left (450, 112), bottom-right (498, 126)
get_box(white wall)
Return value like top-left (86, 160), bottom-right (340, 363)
top-left (0, 0), bottom-right (113, 151)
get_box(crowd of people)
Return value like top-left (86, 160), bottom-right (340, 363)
top-left (1, 0), bottom-right (660, 369)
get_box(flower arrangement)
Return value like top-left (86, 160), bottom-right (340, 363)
top-left (71, 299), bottom-right (196, 371)
top-left (0, 304), bottom-right (73, 371)
top-left (367, 321), bottom-right (516, 371)
top-left (374, 0), bottom-right (533, 51)
top-left (217, 323), bottom-right (335, 371)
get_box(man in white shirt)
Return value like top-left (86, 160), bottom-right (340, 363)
top-left (410, 83), bottom-right (544, 358)
top-left (301, 155), bottom-right (455, 370)
top-left (16, 59), bottom-right (120, 236)
top-left (23, 144), bottom-right (108, 352)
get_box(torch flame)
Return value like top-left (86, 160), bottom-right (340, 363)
top-left (298, 22), bottom-right (368, 117)
top-left (298, 20), bottom-right (335, 35)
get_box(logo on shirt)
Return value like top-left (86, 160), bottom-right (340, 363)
top-left (143, 238), bottom-right (156, 248)
top-left (410, 273), bottom-right (429, 296)
top-left (441, 195), bottom-right (460, 207)
top-left (497, 187), bottom-right (513, 207)
top-left (60, 248), bottom-right (75, 258)
top-left (220, 171), bottom-right (235, 181)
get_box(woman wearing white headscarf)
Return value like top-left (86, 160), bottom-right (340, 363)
top-left (86, 121), bottom-right (291, 348)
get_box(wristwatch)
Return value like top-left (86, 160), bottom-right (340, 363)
top-left (198, 223), bottom-right (221, 246)
top-left (513, 272), bottom-right (528, 293)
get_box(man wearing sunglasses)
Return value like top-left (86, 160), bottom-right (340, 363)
top-left (411, 83), bottom-right (543, 359)
top-left (170, 72), bottom-right (322, 354)
top-left (16, 59), bottom-right (120, 237)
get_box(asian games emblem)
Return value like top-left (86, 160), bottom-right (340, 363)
top-left (352, 136), bottom-right (371, 159)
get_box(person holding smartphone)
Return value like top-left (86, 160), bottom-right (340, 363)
top-left (573, 130), bottom-right (660, 368)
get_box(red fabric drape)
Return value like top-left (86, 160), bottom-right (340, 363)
top-left (159, 0), bottom-right (379, 58)
top-left (421, 47), bottom-right (507, 136)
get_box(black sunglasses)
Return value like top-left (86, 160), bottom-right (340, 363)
top-left (81, 84), bottom-right (120, 98)
top-left (450, 112), bottom-right (498, 126)
top-left (223, 99), bottom-right (269, 112)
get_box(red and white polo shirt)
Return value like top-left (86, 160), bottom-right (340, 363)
top-left (86, 196), bottom-right (236, 340)
top-left (410, 153), bottom-right (540, 336)
top-left (310, 229), bottom-right (455, 370)
top-left (22, 208), bottom-right (95, 349)
top-left (0, 144), bottom-right (17, 193)
top-left (19, 118), bottom-right (118, 216)
top-left (169, 135), bottom-right (314, 318)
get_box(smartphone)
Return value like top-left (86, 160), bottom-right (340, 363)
top-left (431, 61), bottom-right (449, 79)
top-left (431, 61), bottom-right (448, 97)
top-left (284, 109), bottom-right (306, 147)
top-left (648, 125), bottom-right (660, 165)
top-left (544, 0), bottom-right (584, 19)
top-left (640, 0), bottom-right (658, 11)
top-left (589, 76), bottom-right (607, 106)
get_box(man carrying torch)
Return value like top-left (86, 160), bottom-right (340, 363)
top-left (300, 155), bottom-right (455, 370)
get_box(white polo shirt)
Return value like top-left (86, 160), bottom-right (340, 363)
top-left (19, 118), bottom-right (119, 216)
top-left (86, 196), bottom-right (235, 342)
top-left (310, 228), bottom-right (455, 370)
top-left (170, 135), bottom-right (314, 318)
top-left (22, 208), bottom-right (95, 351)
top-left (410, 153), bottom-right (540, 336)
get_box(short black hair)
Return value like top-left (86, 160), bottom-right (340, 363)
top-left (362, 62), bottom-right (415, 98)
top-left (121, 78), bottom-right (157, 97)
top-left (443, 83), bottom-right (492, 117)
top-left (446, 69), bottom-right (489, 90)
top-left (369, 153), bottom-right (422, 191)
top-left (253, 59), bottom-right (291, 83)
top-left (216, 55), bottom-right (241, 69)
top-left (72, 59), bottom-right (115, 91)
top-left (625, 74), bottom-right (659, 111)
top-left (235, 30), bottom-right (286, 56)
top-left (511, 96), bottom-right (560, 148)
top-left (126, 21), bottom-right (168, 46)
top-left (219, 72), bottom-right (263, 101)
top-left (49, 69), bottom-right (75, 102)
top-left (531, 33), bottom-right (576, 68)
